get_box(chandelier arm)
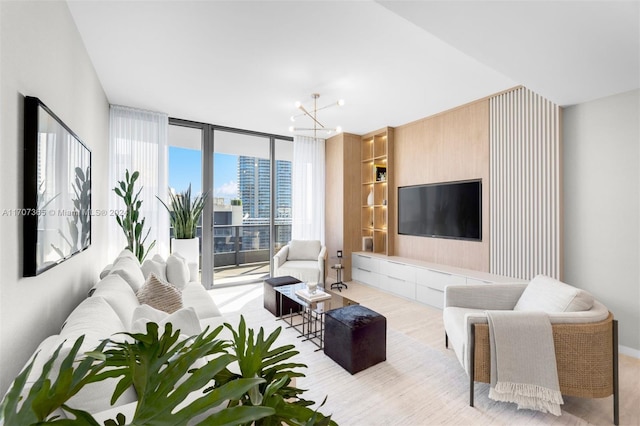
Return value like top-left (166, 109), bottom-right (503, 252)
top-left (298, 105), bottom-right (326, 128)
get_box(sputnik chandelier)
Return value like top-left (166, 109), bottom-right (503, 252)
top-left (289, 93), bottom-right (345, 139)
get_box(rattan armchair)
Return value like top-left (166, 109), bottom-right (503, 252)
top-left (443, 283), bottom-right (619, 425)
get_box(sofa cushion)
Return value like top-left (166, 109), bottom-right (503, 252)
top-left (514, 275), bottom-right (594, 312)
top-left (110, 256), bottom-right (145, 292)
top-left (61, 296), bottom-right (125, 339)
top-left (277, 260), bottom-right (321, 284)
top-left (181, 282), bottom-right (222, 319)
top-left (131, 304), bottom-right (201, 336)
top-left (166, 254), bottom-right (189, 289)
top-left (141, 257), bottom-right (167, 282)
top-left (99, 263), bottom-right (113, 279)
top-left (287, 240), bottom-right (321, 261)
top-left (92, 274), bottom-right (140, 327)
top-left (136, 273), bottom-right (183, 314)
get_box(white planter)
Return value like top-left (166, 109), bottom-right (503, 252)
top-left (231, 205), bottom-right (243, 226)
top-left (171, 237), bottom-right (200, 269)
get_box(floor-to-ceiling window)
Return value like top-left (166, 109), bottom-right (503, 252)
top-left (168, 119), bottom-right (292, 288)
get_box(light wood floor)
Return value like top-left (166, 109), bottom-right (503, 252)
top-left (211, 281), bottom-right (640, 425)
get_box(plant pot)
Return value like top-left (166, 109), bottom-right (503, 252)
top-left (171, 237), bottom-right (200, 269)
top-left (231, 205), bottom-right (243, 226)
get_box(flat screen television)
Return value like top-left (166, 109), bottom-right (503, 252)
top-left (398, 180), bottom-right (481, 241)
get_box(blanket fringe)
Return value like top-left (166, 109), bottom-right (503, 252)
top-left (490, 382), bottom-right (564, 416)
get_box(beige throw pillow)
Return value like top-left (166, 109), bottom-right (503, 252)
top-left (514, 274), bottom-right (594, 312)
top-left (136, 273), bottom-right (183, 314)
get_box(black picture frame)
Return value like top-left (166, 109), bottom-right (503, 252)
top-left (23, 96), bottom-right (92, 276)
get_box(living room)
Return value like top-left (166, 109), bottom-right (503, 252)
top-left (1, 1), bottom-right (638, 425)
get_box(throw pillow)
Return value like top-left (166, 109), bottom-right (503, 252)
top-left (141, 258), bottom-right (167, 282)
top-left (136, 273), bottom-right (183, 314)
top-left (131, 304), bottom-right (201, 336)
top-left (166, 254), bottom-right (190, 289)
top-left (287, 240), bottom-right (321, 261)
top-left (110, 256), bottom-right (145, 292)
top-left (514, 275), bottom-right (594, 312)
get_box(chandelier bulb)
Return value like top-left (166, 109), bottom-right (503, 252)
top-left (290, 115), bottom-right (296, 122)
top-left (288, 126), bottom-right (295, 132)
top-left (336, 126), bottom-right (343, 134)
top-left (294, 101), bottom-right (302, 109)
top-left (337, 99), bottom-right (345, 107)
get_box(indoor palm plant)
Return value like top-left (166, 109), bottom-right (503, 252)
top-left (157, 184), bottom-right (207, 268)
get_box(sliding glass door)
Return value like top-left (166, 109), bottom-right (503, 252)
top-left (168, 119), bottom-right (292, 288)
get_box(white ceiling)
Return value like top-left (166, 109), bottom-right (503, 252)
top-left (67, 1), bottom-right (639, 138)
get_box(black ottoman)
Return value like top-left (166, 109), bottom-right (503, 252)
top-left (324, 305), bottom-right (386, 374)
top-left (263, 276), bottom-right (303, 317)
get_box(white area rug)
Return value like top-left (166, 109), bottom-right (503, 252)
top-left (211, 284), bottom-right (599, 426)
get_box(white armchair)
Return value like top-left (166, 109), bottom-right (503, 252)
top-left (273, 240), bottom-right (327, 285)
top-left (443, 276), bottom-right (618, 424)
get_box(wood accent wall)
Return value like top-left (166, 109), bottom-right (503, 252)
top-left (325, 132), bottom-right (361, 281)
top-left (393, 99), bottom-right (491, 271)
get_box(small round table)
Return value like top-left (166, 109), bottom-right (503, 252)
top-left (330, 264), bottom-right (347, 291)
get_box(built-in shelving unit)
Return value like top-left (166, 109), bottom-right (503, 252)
top-left (361, 127), bottom-right (394, 255)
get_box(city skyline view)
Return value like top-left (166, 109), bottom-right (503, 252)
top-left (169, 147), bottom-right (239, 203)
top-left (168, 146), bottom-right (292, 220)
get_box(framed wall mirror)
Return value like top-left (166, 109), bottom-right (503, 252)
top-left (23, 96), bottom-right (92, 276)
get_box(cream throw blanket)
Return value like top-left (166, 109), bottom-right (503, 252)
top-left (486, 310), bottom-right (564, 416)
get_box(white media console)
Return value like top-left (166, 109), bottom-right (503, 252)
top-left (351, 252), bottom-right (526, 309)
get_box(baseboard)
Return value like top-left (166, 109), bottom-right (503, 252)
top-left (619, 344), bottom-right (640, 359)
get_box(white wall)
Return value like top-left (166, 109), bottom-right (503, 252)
top-left (563, 89), bottom-right (640, 354)
top-left (0, 1), bottom-right (110, 394)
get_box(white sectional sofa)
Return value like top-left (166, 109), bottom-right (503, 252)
top-left (12, 249), bottom-right (225, 419)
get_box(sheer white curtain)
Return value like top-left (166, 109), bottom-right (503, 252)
top-left (109, 105), bottom-right (169, 260)
top-left (292, 135), bottom-right (325, 244)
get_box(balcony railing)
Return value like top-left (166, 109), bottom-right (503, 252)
top-left (172, 222), bottom-right (292, 285)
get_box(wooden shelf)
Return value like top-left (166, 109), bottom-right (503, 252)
top-left (360, 127), bottom-right (394, 256)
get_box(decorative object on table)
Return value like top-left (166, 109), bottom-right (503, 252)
top-left (307, 282), bottom-right (318, 294)
top-left (295, 286), bottom-right (330, 302)
top-left (367, 189), bottom-right (374, 206)
top-left (324, 305), bottom-right (387, 374)
top-left (114, 169), bottom-right (155, 263)
top-left (288, 93), bottom-right (344, 139)
top-left (23, 96), bottom-right (92, 277)
top-left (0, 317), bottom-right (336, 425)
top-left (157, 184), bottom-right (208, 270)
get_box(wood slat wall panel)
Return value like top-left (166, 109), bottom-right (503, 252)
top-left (489, 87), bottom-right (562, 280)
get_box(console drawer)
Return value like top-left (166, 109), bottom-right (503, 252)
top-left (416, 284), bottom-right (444, 309)
top-left (352, 254), bottom-right (378, 273)
top-left (416, 269), bottom-right (465, 292)
top-left (382, 275), bottom-right (416, 299)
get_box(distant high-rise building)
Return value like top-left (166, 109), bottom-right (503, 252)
top-left (237, 156), bottom-right (292, 249)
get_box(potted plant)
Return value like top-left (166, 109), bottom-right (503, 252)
top-left (0, 318), bottom-right (335, 425)
top-left (230, 198), bottom-right (243, 226)
top-left (113, 170), bottom-right (156, 263)
top-left (157, 184), bottom-right (207, 269)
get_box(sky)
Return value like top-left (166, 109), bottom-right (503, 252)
top-left (168, 147), bottom-right (238, 203)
